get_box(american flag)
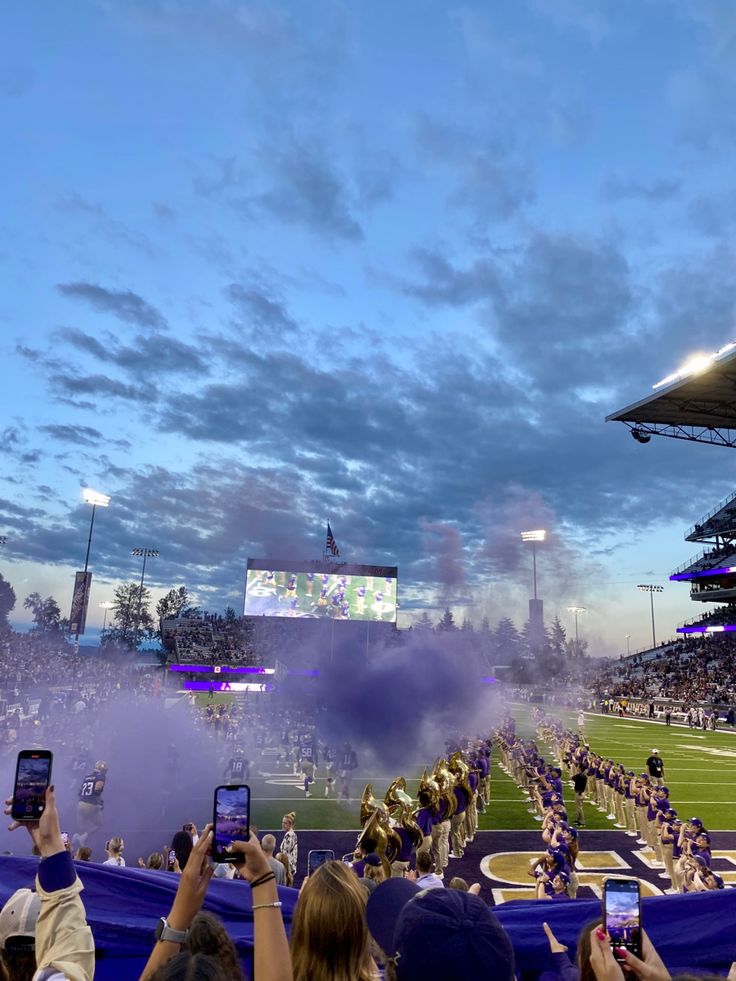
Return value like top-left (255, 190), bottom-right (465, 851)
top-left (326, 523), bottom-right (340, 556)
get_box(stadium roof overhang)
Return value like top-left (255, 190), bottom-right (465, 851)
top-left (606, 346), bottom-right (736, 448)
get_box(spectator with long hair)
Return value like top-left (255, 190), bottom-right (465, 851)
top-left (291, 860), bottom-right (378, 981)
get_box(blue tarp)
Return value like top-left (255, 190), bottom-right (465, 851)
top-left (2, 857), bottom-right (735, 979)
top-left (0, 857), bottom-right (298, 980)
top-left (494, 889), bottom-right (736, 978)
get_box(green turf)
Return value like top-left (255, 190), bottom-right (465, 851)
top-left (190, 708), bottom-right (736, 833)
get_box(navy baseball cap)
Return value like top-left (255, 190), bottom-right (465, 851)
top-left (690, 817), bottom-right (703, 827)
top-left (366, 881), bottom-right (516, 981)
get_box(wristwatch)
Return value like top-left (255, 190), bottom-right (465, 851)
top-left (155, 917), bottom-right (189, 944)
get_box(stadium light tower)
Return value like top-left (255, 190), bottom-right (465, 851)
top-left (567, 606), bottom-right (586, 647)
top-left (98, 600), bottom-right (114, 632)
top-left (637, 584), bottom-right (664, 649)
top-left (521, 530), bottom-right (546, 651)
top-left (132, 547), bottom-right (159, 649)
top-left (626, 633), bottom-right (631, 656)
top-left (75, 489), bottom-right (111, 648)
top-left (521, 530), bottom-right (546, 600)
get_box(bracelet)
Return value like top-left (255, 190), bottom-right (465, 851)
top-left (249, 872), bottom-right (276, 889)
top-left (253, 901), bottom-right (282, 910)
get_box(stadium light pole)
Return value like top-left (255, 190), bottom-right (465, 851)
top-left (132, 547), bottom-right (159, 650)
top-left (521, 530), bottom-right (546, 600)
top-left (637, 584), bottom-right (664, 648)
top-left (626, 634), bottom-right (631, 656)
top-left (567, 606), bottom-right (586, 648)
top-left (98, 600), bottom-right (114, 633)
top-left (75, 489), bottom-right (111, 649)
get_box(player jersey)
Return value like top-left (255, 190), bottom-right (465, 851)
top-left (340, 749), bottom-right (357, 770)
top-left (70, 754), bottom-right (88, 775)
top-left (229, 757), bottom-right (248, 778)
top-left (300, 743), bottom-right (315, 763)
top-left (78, 770), bottom-right (105, 805)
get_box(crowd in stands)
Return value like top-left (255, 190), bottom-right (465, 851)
top-left (162, 616), bottom-right (260, 666)
top-left (595, 634), bottom-right (736, 706)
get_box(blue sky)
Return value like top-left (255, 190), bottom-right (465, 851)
top-left (3, 0), bottom-right (736, 654)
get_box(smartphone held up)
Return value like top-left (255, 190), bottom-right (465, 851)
top-left (603, 876), bottom-right (642, 961)
top-left (212, 784), bottom-right (250, 863)
top-left (308, 849), bottom-right (335, 874)
top-left (11, 750), bottom-right (53, 822)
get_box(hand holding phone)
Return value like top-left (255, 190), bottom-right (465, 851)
top-left (212, 785), bottom-right (250, 863)
top-left (603, 876), bottom-right (642, 962)
top-left (11, 750), bottom-right (53, 822)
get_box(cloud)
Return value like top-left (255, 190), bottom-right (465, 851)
top-left (254, 141), bottom-right (364, 242)
top-left (38, 424), bottom-right (104, 447)
top-left (56, 283), bottom-right (166, 329)
top-left (602, 175), bottom-right (682, 202)
top-left (226, 284), bottom-right (299, 335)
top-left (414, 115), bottom-right (535, 226)
top-left (49, 372), bottom-right (156, 403)
top-left (56, 327), bottom-right (209, 377)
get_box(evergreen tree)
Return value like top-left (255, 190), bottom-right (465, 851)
top-left (437, 607), bottom-right (456, 631)
top-left (549, 616), bottom-right (567, 656)
top-left (416, 611), bottom-right (434, 631)
top-left (224, 606), bottom-right (237, 621)
top-left (494, 617), bottom-right (521, 660)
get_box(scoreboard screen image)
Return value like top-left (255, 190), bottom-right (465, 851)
top-left (244, 559), bottom-right (398, 623)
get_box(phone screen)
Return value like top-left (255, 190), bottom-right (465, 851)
top-left (604, 877), bottom-right (642, 960)
top-left (213, 784), bottom-right (250, 862)
top-left (308, 849), bottom-right (335, 874)
top-left (12, 750), bottom-right (53, 821)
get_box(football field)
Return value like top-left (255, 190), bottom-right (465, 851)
top-left (234, 707), bottom-right (736, 834)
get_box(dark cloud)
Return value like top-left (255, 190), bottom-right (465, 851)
top-left (49, 372), bottom-right (156, 403)
top-left (254, 141), bottom-right (364, 242)
top-left (226, 284), bottom-right (299, 335)
top-left (56, 327), bottom-right (209, 377)
top-left (414, 115), bottom-right (534, 225)
top-left (602, 175), bottom-right (682, 202)
top-left (56, 282), bottom-right (166, 329)
top-left (400, 248), bottom-right (501, 306)
top-left (38, 424), bottom-right (104, 447)
top-left (153, 202), bottom-right (177, 221)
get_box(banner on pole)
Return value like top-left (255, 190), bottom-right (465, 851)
top-left (70, 571), bottom-right (92, 635)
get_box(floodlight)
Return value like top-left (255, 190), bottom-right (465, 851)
top-left (83, 489), bottom-right (111, 507)
top-left (631, 428), bottom-right (651, 444)
top-left (520, 530), bottom-right (546, 542)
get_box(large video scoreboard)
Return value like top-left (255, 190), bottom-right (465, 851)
top-left (244, 559), bottom-right (398, 624)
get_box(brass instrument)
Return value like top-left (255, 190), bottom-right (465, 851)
top-left (432, 759), bottom-right (457, 819)
top-left (449, 749), bottom-right (473, 800)
top-left (417, 768), bottom-right (440, 808)
top-left (385, 776), bottom-right (424, 849)
top-left (360, 784), bottom-right (385, 826)
top-left (357, 801), bottom-right (397, 878)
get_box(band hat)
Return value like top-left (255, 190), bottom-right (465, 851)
top-left (0, 889), bottom-right (40, 950)
top-left (368, 882), bottom-right (515, 981)
top-left (652, 749), bottom-right (659, 754)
